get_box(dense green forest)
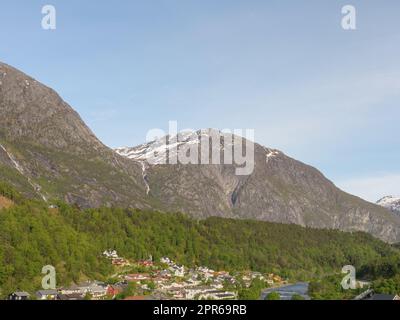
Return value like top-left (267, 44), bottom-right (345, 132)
top-left (0, 183), bottom-right (400, 297)
top-left (309, 274), bottom-right (364, 300)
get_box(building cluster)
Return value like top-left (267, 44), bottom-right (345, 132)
top-left (103, 250), bottom-right (130, 267)
top-left (137, 258), bottom-right (237, 300)
top-left (8, 252), bottom-right (286, 301)
top-left (8, 281), bottom-right (110, 301)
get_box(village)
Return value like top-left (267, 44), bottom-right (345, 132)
top-left (8, 250), bottom-right (286, 301)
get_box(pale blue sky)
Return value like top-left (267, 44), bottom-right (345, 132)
top-left (1, 0), bottom-right (399, 201)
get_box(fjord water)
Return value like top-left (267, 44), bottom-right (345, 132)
top-left (261, 283), bottom-right (310, 300)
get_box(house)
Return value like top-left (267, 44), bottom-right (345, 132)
top-left (57, 293), bottom-right (84, 300)
top-left (186, 277), bottom-right (202, 286)
top-left (197, 267), bottom-right (215, 280)
top-left (103, 250), bottom-right (119, 259)
top-left (59, 284), bottom-right (82, 295)
top-left (214, 271), bottom-right (230, 277)
top-left (162, 282), bottom-right (186, 290)
top-left (138, 260), bottom-right (154, 267)
top-left (151, 292), bottom-right (170, 300)
top-left (216, 274), bottom-right (236, 285)
top-left (273, 275), bottom-right (283, 283)
top-left (8, 292), bottom-right (30, 300)
top-left (158, 270), bottom-right (171, 278)
top-left (77, 281), bottom-right (108, 299)
top-left (36, 289), bottom-right (58, 300)
top-left (152, 276), bottom-right (168, 285)
top-left (214, 292), bottom-right (237, 300)
top-left (124, 296), bottom-right (148, 300)
top-left (107, 283), bottom-right (128, 297)
top-left (112, 258), bottom-right (129, 267)
top-left (242, 274), bottom-right (252, 287)
top-left (170, 265), bottom-right (185, 277)
top-left (184, 286), bottom-right (215, 299)
top-left (266, 279), bottom-right (274, 286)
top-left (181, 285), bottom-right (238, 300)
top-left (198, 290), bottom-right (237, 300)
top-left (59, 281), bottom-right (108, 299)
top-left (125, 273), bottom-right (151, 282)
top-left (160, 257), bottom-right (172, 264)
top-left (89, 284), bottom-right (109, 299)
top-left (211, 282), bottom-right (224, 290)
top-left (168, 287), bottom-right (186, 299)
top-left (368, 294), bottom-right (400, 300)
top-left (357, 280), bottom-right (371, 289)
top-left (250, 272), bottom-right (265, 280)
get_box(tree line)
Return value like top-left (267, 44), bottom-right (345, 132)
top-left (0, 183), bottom-right (399, 297)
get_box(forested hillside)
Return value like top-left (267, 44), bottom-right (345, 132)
top-left (0, 183), bottom-right (399, 297)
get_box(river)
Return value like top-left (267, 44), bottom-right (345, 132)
top-left (260, 282), bottom-right (310, 300)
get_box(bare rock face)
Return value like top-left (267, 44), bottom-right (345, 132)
top-left (1, 61), bottom-right (400, 243)
top-left (0, 62), bottom-right (148, 209)
top-left (116, 131), bottom-right (400, 243)
top-left (0, 62), bottom-right (104, 152)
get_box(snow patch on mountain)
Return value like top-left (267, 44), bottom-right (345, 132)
top-left (264, 148), bottom-right (280, 163)
top-left (116, 129), bottom-right (280, 167)
top-left (376, 196), bottom-right (400, 215)
top-left (116, 129), bottom-right (231, 164)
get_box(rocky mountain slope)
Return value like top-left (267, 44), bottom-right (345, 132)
top-left (1, 61), bottom-right (400, 242)
top-left (0, 62), bottom-right (150, 209)
top-left (116, 131), bottom-right (400, 243)
top-left (377, 196), bottom-right (400, 215)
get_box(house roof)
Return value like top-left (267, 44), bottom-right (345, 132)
top-left (12, 292), bottom-right (30, 297)
top-left (36, 290), bottom-right (58, 296)
top-left (369, 294), bottom-right (399, 300)
top-left (57, 293), bottom-right (84, 300)
top-left (124, 296), bottom-right (147, 300)
top-left (111, 283), bottom-right (128, 290)
top-left (63, 284), bottom-right (80, 290)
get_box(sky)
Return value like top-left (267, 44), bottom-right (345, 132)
top-left (0, 0), bottom-right (399, 202)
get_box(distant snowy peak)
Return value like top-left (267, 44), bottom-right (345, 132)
top-left (376, 196), bottom-right (400, 215)
top-left (115, 129), bottom-right (281, 165)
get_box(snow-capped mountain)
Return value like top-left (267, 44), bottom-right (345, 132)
top-left (115, 131), bottom-right (204, 165)
top-left (115, 130), bottom-right (400, 243)
top-left (115, 129), bottom-right (280, 166)
top-left (377, 196), bottom-right (400, 215)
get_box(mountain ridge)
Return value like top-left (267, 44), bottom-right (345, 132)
top-left (0, 61), bottom-right (152, 209)
top-left (115, 131), bottom-right (400, 243)
top-left (1, 61), bottom-right (400, 242)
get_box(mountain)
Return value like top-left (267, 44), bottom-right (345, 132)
top-left (0, 62), bottom-right (151, 209)
top-left (1, 61), bottom-right (400, 243)
top-left (116, 130), bottom-right (400, 243)
top-left (377, 196), bottom-right (400, 215)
